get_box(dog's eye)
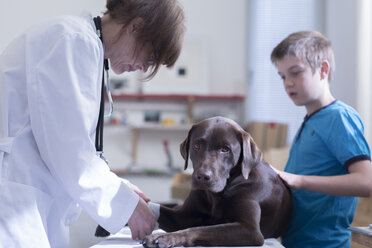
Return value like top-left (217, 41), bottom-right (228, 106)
top-left (220, 146), bottom-right (230, 153)
top-left (193, 143), bottom-right (201, 151)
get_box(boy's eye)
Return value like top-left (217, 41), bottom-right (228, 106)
top-left (277, 73), bottom-right (285, 81)
top-left (290, 70), bottom-right (302, 76)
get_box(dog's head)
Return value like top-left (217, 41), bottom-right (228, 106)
top-left (180, 116), bottom-right (262, 193)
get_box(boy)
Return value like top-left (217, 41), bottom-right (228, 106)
top-left (270, 31), bottom-right (372, 248)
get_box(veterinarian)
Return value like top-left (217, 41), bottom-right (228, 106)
top-left (270, 31), bottom-right (372, 248)
top-left (0, 0), bottom-right (184, 246)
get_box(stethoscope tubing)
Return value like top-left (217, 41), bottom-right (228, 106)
top-left (104, 67), bottom-right (113, 118)
top-left (94, 16), bottom-right (113, 160)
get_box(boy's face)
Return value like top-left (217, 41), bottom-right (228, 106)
top-left (276, 55), bottom-right (326, 112)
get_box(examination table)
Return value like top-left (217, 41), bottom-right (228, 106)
top-left (91, 227), bottom-right (285, 248)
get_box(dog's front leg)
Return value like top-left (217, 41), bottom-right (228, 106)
top-left (142, 222), bottom-right (264, 247)
top-left (158, 190), bottom-right (212, 232)
top-left (145, 199), bottom-right (265, 247)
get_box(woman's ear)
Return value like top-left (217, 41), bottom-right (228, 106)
top-left (128, 17), bottom-right (144, 33)
top-left (320, 60), bottom-right (330, 80)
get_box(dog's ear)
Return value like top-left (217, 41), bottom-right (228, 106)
top-left (180, 128), bottom-right (192, 170)
top-left (240, 130), bottom-right (262, 179)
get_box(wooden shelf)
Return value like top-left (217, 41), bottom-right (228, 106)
top-left (129, 123), bottom-right (190, 166)
top-left (129, 123), bottom-right (191, 131)
top-left (111, 93), bottom-right (245, 101)
top-left (107, 93), bottom-right (246, 168)
top-left (110, 93), bottom-right (245, 124)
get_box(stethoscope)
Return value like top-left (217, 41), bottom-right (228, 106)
top-left (93, 16), bottom-right (113, 162)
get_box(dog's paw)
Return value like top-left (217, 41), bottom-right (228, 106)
top-left (141, 233), bottom-right (186, 248)
top-left (95, 225), bottom-right (110, 237)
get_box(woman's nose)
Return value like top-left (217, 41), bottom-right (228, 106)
top-left (140, 64), bottom-right (149, 73)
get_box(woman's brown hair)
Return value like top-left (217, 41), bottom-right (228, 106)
top-left (105, 0), bottom-right (185, 80)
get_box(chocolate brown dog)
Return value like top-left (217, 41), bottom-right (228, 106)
top-left (142, 116), bottom-right (291, 247)
top-left (95, 116), bottom-right (291, 247)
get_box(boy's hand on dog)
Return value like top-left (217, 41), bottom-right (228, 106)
top-left (271, 165), bottom-right (302, 190)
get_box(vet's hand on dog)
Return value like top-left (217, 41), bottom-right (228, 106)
top-left (128, 198), bottom-right (156, 240)
top-left (94, 181), bottom-right (156, 239)
top-left (126, 180), bottom-right (156, 240)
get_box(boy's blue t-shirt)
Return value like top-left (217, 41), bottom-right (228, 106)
top-left (282, 100), bottom-right (371, 248)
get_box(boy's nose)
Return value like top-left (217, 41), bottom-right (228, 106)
top-left (284, 79), bottom-right (294, 87)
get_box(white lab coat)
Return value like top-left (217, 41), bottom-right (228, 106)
top-left (0, 13), bottom-right (139, 247)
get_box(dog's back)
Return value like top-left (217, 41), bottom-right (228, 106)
top-left (245, 161), bottom-right (292, 238)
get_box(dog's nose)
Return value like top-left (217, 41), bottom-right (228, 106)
top-left (196, 171), bottom-right (212, 182)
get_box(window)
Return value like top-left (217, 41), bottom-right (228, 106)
top-left (246, 0), bottom-right (324, 144)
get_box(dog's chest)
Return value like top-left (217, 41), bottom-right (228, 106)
top-left (207, 194), bottom-right (227, 222)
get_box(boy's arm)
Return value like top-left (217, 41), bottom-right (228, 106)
top-left (276, 160), bottom-right (372, 197)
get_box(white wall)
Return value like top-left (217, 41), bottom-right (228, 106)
top-left (0, 0), bottom-right (105, 53)
top-left (245, 0), bottom-right (324, 144)
top-left (178, 0), bottom-right (247, 94)
top-left (325, 0), bottom-right (372, 145)
top-left (0, 0), bottom-right (247, 96)
top-left (355, 0), bottom-right (372, 146)
top-left (325, 0), bottom-right (358, 108)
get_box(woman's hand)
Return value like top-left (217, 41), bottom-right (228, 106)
top-left (127, 198), bottom-right (156, 240)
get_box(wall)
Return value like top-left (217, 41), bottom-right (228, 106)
top-left (325, 0), bottom-right (372, 145)
top-left (177, 0), bottom-right (247, 95)
top-left (0, 0), bottom-right (247, 96)
top-left (0, 0), bottom-right (105, 52)
top-left (245, 0), bottom-right (325, 144)
top-left (325, 0), bottom-right (358, 108)
top-left (356, 0), bottom-right (372, 146)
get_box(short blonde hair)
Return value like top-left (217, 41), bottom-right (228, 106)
top-left (105, 0), bottom-right (185, 80)
top-left (271, 31), bottom-right (335, 81)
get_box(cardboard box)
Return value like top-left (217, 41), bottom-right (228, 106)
top-left (263, 147), bottom-right (289, 171)
top-left (245, 122), bottom-right (288, 151)
top-left (171, 172), bottom-right (192, 200)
